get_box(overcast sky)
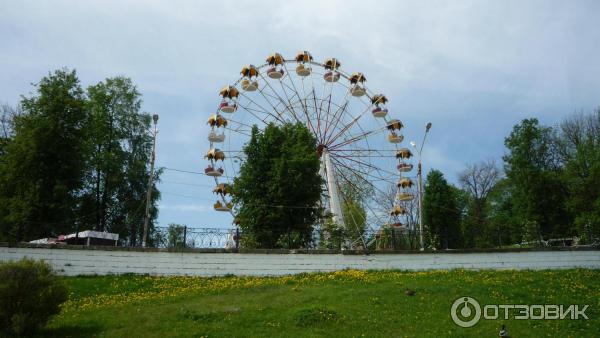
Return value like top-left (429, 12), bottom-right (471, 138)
top-left (1, 0), bottom-right (599, 229)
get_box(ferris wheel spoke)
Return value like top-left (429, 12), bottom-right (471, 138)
top-left (324, 102), bottom-right (374, 148)
top-left (322, 96), bottom-right (350, 146)
top-left (330, 155), bottom-right (394, 186)
top-left (333, 155), bottom-right (399, 178)
top-left (328, 125), bottom-right (388, 150)
top-left (239, 92), bottom-right (285, 124)
top-left (235, 102), bottom-right (272, 126)
top-left (223, 126), bottom-right (251, 137)
top-left (258, 73), bottom-right (301, 124)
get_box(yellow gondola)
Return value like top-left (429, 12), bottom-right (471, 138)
top-left (324, 58), bottom-right (341, 70)
top-left (295, 51), bottom-right (313, 63)
top-left (396, 148), bottom-right (413, 159)
top-left (398, 192), bottom-right (413, 201)
top-left (241, 65), bottom-right (259, 91)
top-left (219, 85), bottom-right (239, 99)
top-left (266, 53), bottom-right (285, 79)
top-left (214, 201), bottom-right (233, 211)
top-left (387, 132), bottom-right (403, 143)
top-left (213, 183), bottom-right (232, 196)
top-left (349, 72), bottom-right (366, 84)
top-left (371, 94), bottom-right (388, 106)
top-left (240, 65), bottom-right (259, 78)
top-left (206, 148), bottom-right (225, 161)
top-left (207, 114), bottom-right (228, 128)
top-left (349, 72), bottom-right (366, 96)
top-left (397, 177), bottom-right (413, 188)
top-left (266, 53), bottom-right (285, 65)
top-left (295, 51), bottom-right (314, 76)
top-left (390, 205), bottom-right (406, 216)
top-left (387, 119), bottom-right (403, 131)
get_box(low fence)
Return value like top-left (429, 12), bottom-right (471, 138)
top-left (1, 244), bottom-right (599, 276)
top-left (152, 226), bottom-right (422, 250)
top-left (151, 226), bottom-right (590, 251)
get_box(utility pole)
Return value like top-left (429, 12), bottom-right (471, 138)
top-left (142, 114), bottom-right (159, 247)
top-left (412, 122), bottom-right (432, 251)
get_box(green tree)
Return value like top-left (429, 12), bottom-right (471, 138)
top-left (423, 169), bottom-right (462, 249)
top-left (79, 76), bottom-right (161, 246)
top-left (485, 178), bottom-right (520, 246)
top-left (0, 69), bottom-right (89, 242)
top-left (503, 118), bottom-right (571, 239)
top-left (555, 110), bottom-right (600, 243)
top-left (233, 123), bottom-right (321, 249)
top-left (0, 103), bottom-right (19, 157)
top-left (458, 160), bottom-right (502, 247)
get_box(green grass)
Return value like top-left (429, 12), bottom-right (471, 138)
top-left (41, 269), bottom-right (599, 337)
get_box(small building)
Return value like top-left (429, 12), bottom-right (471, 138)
top-left (30, 230), bottom-right (119, 246)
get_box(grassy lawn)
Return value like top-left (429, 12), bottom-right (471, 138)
top-left (41, 269), bottom-right (599, 337)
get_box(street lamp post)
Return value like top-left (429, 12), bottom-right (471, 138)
top-left (411, 122), bottom-right (432, 251)
top-left (142, 114), bottom-right (159, 247)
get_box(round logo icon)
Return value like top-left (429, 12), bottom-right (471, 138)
top-left (451, 296), bottom-right (481, 327)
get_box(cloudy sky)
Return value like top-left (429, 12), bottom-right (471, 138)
top-left (1, 0), bottom-right (599, 229)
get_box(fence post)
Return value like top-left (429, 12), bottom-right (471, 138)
top-left (183, 226), bottom-right (187, 248)
top-left (235, 228), bottom-right (240, 250)
top-left (391, 227), bottom-right (397, 250)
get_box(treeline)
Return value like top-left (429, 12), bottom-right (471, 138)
top-left (423, 111), bottom-right (600, 249)
top-left (0, 69), bottom-right (161, 245)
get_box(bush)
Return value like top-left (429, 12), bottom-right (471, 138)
top-left (0, 258), bottom-right (68, 337)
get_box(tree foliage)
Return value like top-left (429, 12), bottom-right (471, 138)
top-left (0, 69), bottom-right (89, 241)
top-left (503, 118), bottom-right (571, 238)
top-left (423, 169), bottom-right (462, 249)
top-left (0, 69), bottom-right (161, 245)
top-left (232, 123), bottom-right (322, 249)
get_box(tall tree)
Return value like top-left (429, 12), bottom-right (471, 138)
top-left (80, 76), bottom-right (161, 246)
top-left (0, 69), bottom-right (88, 241)
top-left (503, 118), bottom-right (571, 239)
top-left (423, 169), bottom-right (462, 249)
top-left (232, 123), bottom-right (321, 249)
top-left (458, 159), bottom-right (502, 247)
top-left (555, 110), bottom-right (600, 242)
top-left (0, 103), bottom-right (20, 157)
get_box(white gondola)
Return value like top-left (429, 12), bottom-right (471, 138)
top-left (397, 163), bottom-right (413, 172)
top-left (296, 64), bottom-right (311, 76)
top-left (267, 67), bottom-right (284, 79)
top-left (388, 133), bottom-right (404, 143)
top-left (350, 85), bottom-right (366, 97)
top-left (219, 101), bottom-right (237, 113)
top-left (372, 107), bottom-right (388, 118)
top-left (398, 192), bottom-right (414, 201)
top-left (208, 131), bottom-right (225, 143)
top-left (241, 78), bottom-right (258, 91)
top-left (324, 71), bottom-right (340, 82)
top-left (205, 166), bottom-right (224, 177)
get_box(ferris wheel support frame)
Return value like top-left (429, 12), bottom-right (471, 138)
top-left (321, 147), bottom-right (346, 232)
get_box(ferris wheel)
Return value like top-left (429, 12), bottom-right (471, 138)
top-left (204, 51), bottom-right (415, 248)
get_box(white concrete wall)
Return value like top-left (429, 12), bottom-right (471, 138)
top-left (1, 246), bottom-right (599, 276)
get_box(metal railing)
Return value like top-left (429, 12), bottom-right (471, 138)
top-left (152, 226), bottom-right (423, 250)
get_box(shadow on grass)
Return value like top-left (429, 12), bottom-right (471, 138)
top-left (35, 322), bottom-right (102, 338)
